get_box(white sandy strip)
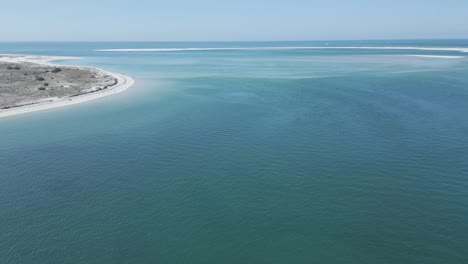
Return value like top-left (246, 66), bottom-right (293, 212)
top-left (404, 55), bottom-right (465, 59)
top-left (95, 46), bottom-right (468, 53)
top-left (0, 55), bottom-right (135, 118)
top-left (0, 54), bottom-right (80, 65)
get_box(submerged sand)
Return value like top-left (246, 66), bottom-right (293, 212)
top-left (0, 55), bottom-right (134, 118)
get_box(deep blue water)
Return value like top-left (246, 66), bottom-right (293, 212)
top-left (0, 41), bottom-right (468, 263)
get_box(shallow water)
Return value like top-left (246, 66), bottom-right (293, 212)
top-left (1, 41), bottom-right (467, 263)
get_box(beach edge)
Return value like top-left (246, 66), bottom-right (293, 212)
top-left (0, 55), bottom-right (135, 119)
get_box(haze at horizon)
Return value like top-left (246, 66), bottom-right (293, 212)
top-left (1, 0), bottom-right (468, 41)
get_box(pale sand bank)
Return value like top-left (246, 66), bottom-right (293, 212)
top-left (0, 55), bottom-right (135, 118)
top-left (404, 55), bottom-right (465, 59)
top-left (95, 46), bottom-right (468, 53)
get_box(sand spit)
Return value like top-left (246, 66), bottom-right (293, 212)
top-left (95, 46), bottom-right (468, 53)
top-left (0, 55), bottom-right (134, 118)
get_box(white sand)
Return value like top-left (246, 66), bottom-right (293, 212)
top-left (0, 55), bottom-right (135, 119)
top-left (95, 46), bottom-right (468, 53)
top-left (404, 55), bottom-right (464, 59)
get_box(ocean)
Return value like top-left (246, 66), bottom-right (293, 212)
top-left (0, 40), bottom-right (467, 263)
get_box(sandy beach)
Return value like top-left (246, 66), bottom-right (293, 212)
top-left (0, 55), bottom-right (135, 118)
top-left (95, 46), bottom-right (468, 53)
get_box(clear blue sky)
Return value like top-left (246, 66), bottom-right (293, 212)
top-left (2, 0), bottom-right (467, 41)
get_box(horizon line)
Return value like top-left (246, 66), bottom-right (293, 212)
top-left (1, 38), bottom-right (468, 43)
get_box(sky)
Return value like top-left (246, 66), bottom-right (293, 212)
top-left (1, 0), bottom-right (468, 41)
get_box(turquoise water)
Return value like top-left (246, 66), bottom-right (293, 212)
top-left (1, 41), bottom-right (467, 263)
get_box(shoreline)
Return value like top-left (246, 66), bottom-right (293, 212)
top-left (95, 46), bottom-right (468, 53)
top-left (0, 54), bottom-right (135, 119)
